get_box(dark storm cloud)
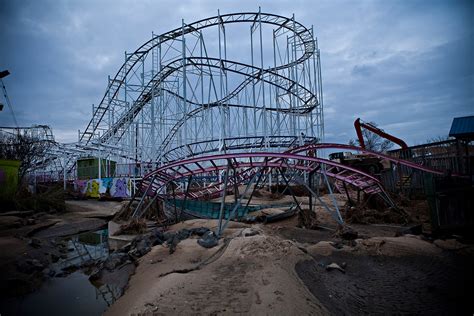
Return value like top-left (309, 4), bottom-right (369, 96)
top-left (351, 64), bottom-right (376, 77)
top-left (0, 0), bottom-right (472, 145)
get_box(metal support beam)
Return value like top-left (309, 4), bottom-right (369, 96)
top-left (217, 160), bottom-right (231, 236)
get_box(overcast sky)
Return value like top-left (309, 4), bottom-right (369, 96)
top-left (0, 0), bottom-right (472, 146)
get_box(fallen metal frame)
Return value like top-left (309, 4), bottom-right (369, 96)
top-left (130, 152), bottom-right (388, 224)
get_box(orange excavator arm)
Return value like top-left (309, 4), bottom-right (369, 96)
top-left (354, 118), bottom-right (408, 150)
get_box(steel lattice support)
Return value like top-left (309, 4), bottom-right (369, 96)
top-left (16, 11), bottom-right (461, 235)
top-left (67, 11), bottom-right (323, 172)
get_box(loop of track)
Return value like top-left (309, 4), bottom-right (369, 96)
top-left (82, 12), bottom-right (317, 147)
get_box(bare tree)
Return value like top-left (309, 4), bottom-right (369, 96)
top-left (349, 121), bottom-right (394, 152)
top-left (0, 132), bottom-right (48, 183)
top-left (426, 135), bottom-right (451, 144)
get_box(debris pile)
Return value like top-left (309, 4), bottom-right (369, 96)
top-left (114, 218), bottom-right (147, 235)
top-left (298, 208), bottom-right (319, 229)
top-left (343, 204), bottom-right (409, 224)
top-left (335, 225), bottom-right (358, 240)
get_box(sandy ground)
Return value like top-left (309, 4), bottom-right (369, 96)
top-left (105, 203), bottom-right (474, 316)
top-left (2, 195), bottom-right (474, 315)
top-left (106, 224), bottom-right (328, 315)
top-left (297, 235), bottom-right (474, 315)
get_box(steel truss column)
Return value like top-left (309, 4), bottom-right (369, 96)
top-left (182, 19), bottom-right (187, 148)
top-left (277, 166), bottom-right (303, 213)
top-left (217, 159), bottom-right (231, 236)
top-left (218, 166), bottom-right (264, 237)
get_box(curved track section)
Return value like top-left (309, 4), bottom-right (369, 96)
top-left (153, 140), bottom-right (443, 201)
top-left (286, 143), bottom-right (446, 175)
top-left (130, 141), bottom-right (449, 219)
top-left (99, 57), bottom-right (318, 146)
top-left (160, 140), bottom-right (447, 176)
top-left (77, 11), bottom-right (323, 166)
top-left (150, 136), bottom-right (319, 203)
top-left (161, 135), bottom-right (318, 164)
top-left (131, 152), bottom-right (387, 218)
top-left (81, 13), bottom-right (316, 143)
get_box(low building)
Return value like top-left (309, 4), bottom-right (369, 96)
top-left (77, 157), bottom-right (116, 180)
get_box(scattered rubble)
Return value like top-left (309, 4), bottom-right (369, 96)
top-left (241, 227), bottom-right (261, 237)
top-left (297, 208), bottom-right (319, 229)
top-left (114, 218), bottom-right (147, 235)
top-left (433, 238), bottom-right (468, 251)
top-left (1, 194), bottom-right (473, 315)
top-left (197, 231), bottom-right (219, 248)
top-left (325, 262), bottom-right (345, 273)
top-left (344, 204), bottom-right (409, 225)
top-left (335, 224), bottom-right (358, 240)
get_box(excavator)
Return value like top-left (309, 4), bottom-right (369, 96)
top-left (354, 118), bottom-right (408, 150)
top-left (329, 118), bottom-right (409, 175)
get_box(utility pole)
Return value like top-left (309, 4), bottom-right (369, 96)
top-left (0, 70), bottom-right (19, 127)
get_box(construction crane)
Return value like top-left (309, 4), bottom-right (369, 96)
top-left (354, 117), bottom-right (408, 150)
top-left (0, 70), bottom-right (19, 127)
top-left (330, 118), bottom-right (409, 175)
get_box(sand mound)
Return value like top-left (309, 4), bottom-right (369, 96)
top-left (306, 241), bottom-right (346, 257)
top-left (106, 232), bottom-right (327, 315)
top-left (355, 235), bottom-right (441, 257)
top-left (169, 219), bottom-right (249, 231)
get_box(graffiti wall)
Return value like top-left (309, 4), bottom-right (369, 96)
top-left (74, 177), bottom-right (132, 198)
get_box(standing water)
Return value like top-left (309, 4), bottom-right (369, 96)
top-left (0, 229), bottom-right (116, 316)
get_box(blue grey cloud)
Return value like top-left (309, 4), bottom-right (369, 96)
top-left (0, 0), bottom-right (472, 146)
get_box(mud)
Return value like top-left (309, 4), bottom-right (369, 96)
top-left (272, 225), bottom-right (334, 244)
top-left (2, 196), bottom-right (473, 315)
top-left (296, 249), bottom-right (474, 315)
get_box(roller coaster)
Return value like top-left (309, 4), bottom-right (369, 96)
top-left (24, 10), bottom-right (448, 230)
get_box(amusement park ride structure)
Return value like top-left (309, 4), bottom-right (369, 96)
top-left (77, 10), bottom-right (324, 165)
top-left (35, 10), bottom-right (325, 181)
top-left (15, 10), bottom-right (446, 231)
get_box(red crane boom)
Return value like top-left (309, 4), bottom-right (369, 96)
top-left (354, 118), bottom-right (408, 150)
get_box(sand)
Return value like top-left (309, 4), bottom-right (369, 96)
top-left (105, 230), bottom-right (328, 315)
top-left (105, 211), bottom-right (474, 316)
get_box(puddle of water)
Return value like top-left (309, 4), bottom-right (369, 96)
top-left (51, 229), bottom-right (110, 273)
top-left (0, 228), bottom-right (120, 316)
top-left (0, 271), bottom-right (108, 316)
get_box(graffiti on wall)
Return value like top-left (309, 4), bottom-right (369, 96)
top-left (75, 180), bottom-right (88, 195)
top-left (74, 177), bottom-right (132, 198)
top-left (110, 178), bottom-right (129, 198)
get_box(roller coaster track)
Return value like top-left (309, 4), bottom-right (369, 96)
top-left (53, 11), bottom-right (457, 228)
top-left (131, 152), bottom-right (388, 218)
top-left (161, 140), bottom-right (446, 175)
top-left (81, 12), bottom-right (316, 146)
top-left (140, 136), bottom-right (317, 200)
top-left (286, 143), bottom-right (446, 175)
top-left (99, 57), bottom-right (318, 146)
top-left (129, 140), bottom-right (450, 218)
top-left (159, 135), bottom-right (316, 163)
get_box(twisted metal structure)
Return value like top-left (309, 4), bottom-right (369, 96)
top-left (131, 151), bottom-right (386, 218)
top-left (21, 9), bottom-right (451, 232)
top-left (129, 140), bottom-right (451, 225)
top-left (75, 10), bottom-right (323, 170)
